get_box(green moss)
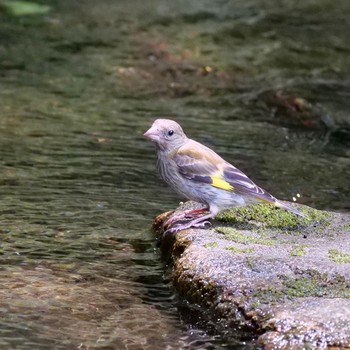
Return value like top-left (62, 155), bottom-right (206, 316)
top-left (281, 272), bottom-right (350, 298)
top-left (329, 249), bottom-right (350, 263)
top-left (283, 277), bottom-right (323, 297)
top-left (204, 242), bottom-right (219, 248)
top-left (302, 206), bottom-right (332, 226)
top-left (216, 226), bottom-right (275, 245)
top-left (245, 256), bottom-right (255, 270)
top-left (225, 246), bottom-right (254, 254)
top-left (290, 244), bottom-right (307, 257)
top-left (252, 270), bottom-right (350, 302)
top-left (342, 224), bottom-right (350, 232)
top-left (216, 203), bottom-right (331, 232)
top-left (251, 287), bottom-right (285, 304)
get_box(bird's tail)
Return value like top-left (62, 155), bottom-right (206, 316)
top-left (275, 200), bottom-right (306, 218)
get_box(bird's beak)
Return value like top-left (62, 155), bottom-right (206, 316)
top-left (143, 126), bottom-right (160, 143)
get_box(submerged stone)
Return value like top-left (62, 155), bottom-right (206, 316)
top-left (155, 201), bottom-right (350, 349)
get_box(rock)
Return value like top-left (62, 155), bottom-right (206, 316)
top-left (154, 201), bottom-right (350, 349)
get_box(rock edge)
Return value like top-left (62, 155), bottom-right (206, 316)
top-left (154, 201), bottom-right (350, 349)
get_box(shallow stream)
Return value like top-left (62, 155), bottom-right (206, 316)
top-left (0, 0), bottom-right (349, 348)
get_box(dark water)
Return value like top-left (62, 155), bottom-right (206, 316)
top-left (0, 0), bottom-right (349, 348)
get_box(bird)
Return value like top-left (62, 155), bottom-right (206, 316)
top-left (144, 119), bottom-right (305, 232)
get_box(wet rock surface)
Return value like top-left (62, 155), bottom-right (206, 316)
top-left (155, 201), bottom-right (350, 349)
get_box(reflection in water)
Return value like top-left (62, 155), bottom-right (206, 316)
top-left (0, 0), bottom-right (349, 348)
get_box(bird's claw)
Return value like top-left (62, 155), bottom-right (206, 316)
top-left (165, 220), bottom-right (212, 234)
top-left (163, 209), bottom-right (208, 232)
top-left (198, 220), bottom-right (212, 228)
top-left (164, 226), bottom-right (182, 234)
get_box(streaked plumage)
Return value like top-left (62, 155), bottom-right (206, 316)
top-left (144, 119), bottom-right (304, 231)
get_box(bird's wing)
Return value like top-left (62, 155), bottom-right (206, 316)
top-left (173, 140), bottom-right (276, 203)
top-left (173, 140), bottom-right (221, 176)
top-left (222, 164), bottom-right (276, 203)
top-left (173, 140), bottom-right (233, 189)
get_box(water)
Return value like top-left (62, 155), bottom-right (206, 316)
top-left (0, 0), bottom-right (349, 348)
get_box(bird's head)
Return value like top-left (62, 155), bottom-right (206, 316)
top-left (144, 119), bottom-right (188, 152)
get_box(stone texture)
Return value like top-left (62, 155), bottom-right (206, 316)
top-left (155, 201), bottom-right (350, 349)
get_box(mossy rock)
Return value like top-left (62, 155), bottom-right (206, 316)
top-left (155, 201), bottom-right (350, 349)
top-left (216, 203), bottom-right (331, 231)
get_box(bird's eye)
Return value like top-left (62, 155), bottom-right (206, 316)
top-left (167, 130), bottom-right (174, 136)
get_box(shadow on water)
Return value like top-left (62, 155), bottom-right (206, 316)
top-left (0, 0), bottom-right (349, 348)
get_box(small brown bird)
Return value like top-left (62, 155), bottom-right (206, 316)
top-left (144, 119), bottom-right (304, 232)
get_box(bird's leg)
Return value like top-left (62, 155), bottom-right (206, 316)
top-left (163, 207), bottom-right (209, 231)
top-left (165, 212), bottom-right (214, 234)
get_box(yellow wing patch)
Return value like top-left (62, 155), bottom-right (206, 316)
top-left (210, 175), bottom-right (234, 191)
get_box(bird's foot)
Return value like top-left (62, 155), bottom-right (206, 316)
top-left (163, 207), bottom-right (208, 231)
top-left (165, 220), bottom-right (212, 234)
